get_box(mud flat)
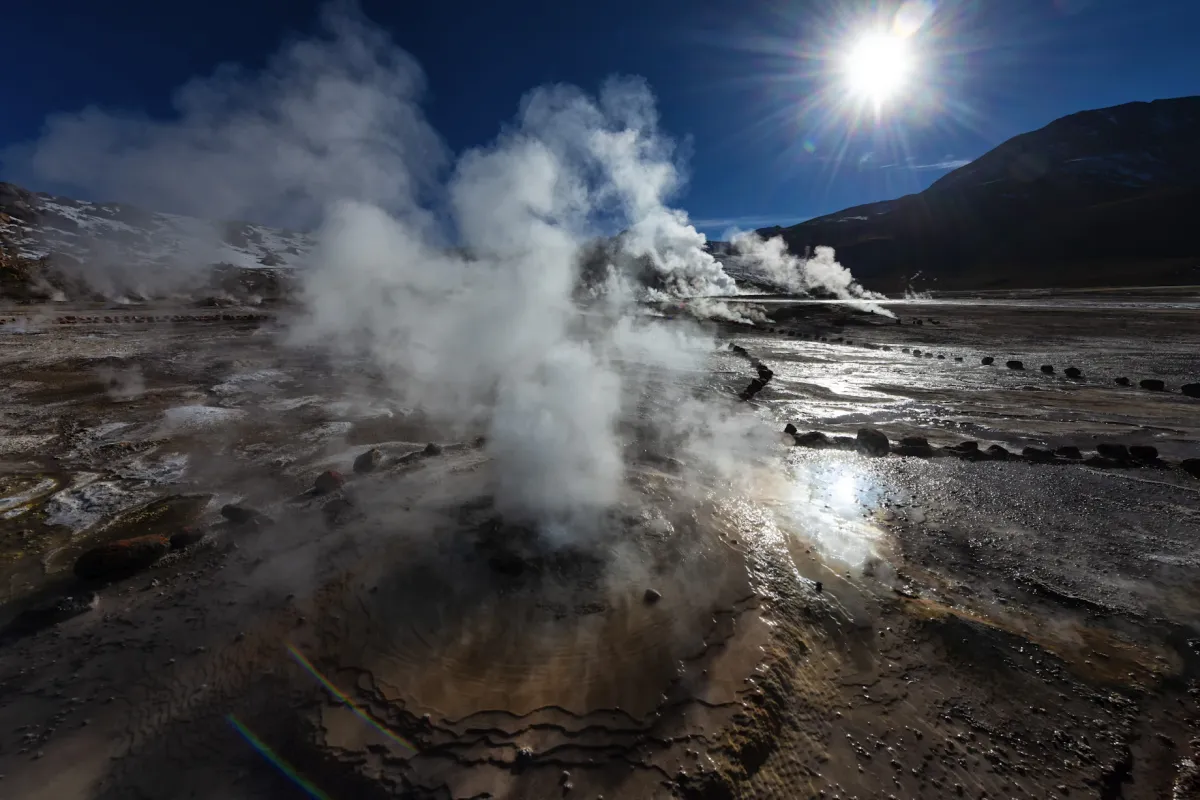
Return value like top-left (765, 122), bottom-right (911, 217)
top-left (0, 294), bottom-right (1198, 799)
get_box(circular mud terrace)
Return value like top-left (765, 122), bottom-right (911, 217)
top-left (1, 293), bottom-right (1199, 800)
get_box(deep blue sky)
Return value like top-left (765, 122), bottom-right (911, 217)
top-left (2, 0), bottom-right (1197, 236)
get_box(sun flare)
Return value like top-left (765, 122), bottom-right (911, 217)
top-left (843, 32), bottom-right (913, 104)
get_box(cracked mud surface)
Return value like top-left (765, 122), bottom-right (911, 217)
top-left (0, 295), bottom-right (1198, 799)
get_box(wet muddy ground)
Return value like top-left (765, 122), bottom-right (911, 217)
top-left (0, 293), bottom-right (1197, 799)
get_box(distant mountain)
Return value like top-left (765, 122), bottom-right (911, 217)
top-left (0, 182), bottom-right (313, 300)
top-left (755, 96), bottom-right (1200, 292)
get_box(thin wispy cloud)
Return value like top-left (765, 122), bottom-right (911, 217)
top-left (877, 155), bottom-right (972, 172)
top-left (690, 214), bottom-right (808, 233)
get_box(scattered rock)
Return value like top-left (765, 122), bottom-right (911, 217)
top-left (783, 423), bottom-right (798, 436)
top-left (423, 442), bottom-right (444, 456)
top-left (644, 588), bottom-right (662, 604)
top-left (1182, 383), bottom-right (1200, 398)
top-left (1139, 379), bottom-right (1166, 392)
top-left (353, 447), bottom-right (383, 474)
top-left (220, 504), bottom-right (269, 527)
top-left (937, 354), bottom-right (946, 360)
top-left (947, 441), bottom-right (983, 460)
top-left (894, 435), bottom-right (934, 458)
top-left (1181, 459), bottom-right (1200, 479)
top-left (985, 444), bottom-right (1010, 460)
top-left (1022, 446), bottom-right (1056, 463)
top-left (169, 527), bottom-right (207, 549)
top-left (1097, 443), bottom-right (1131, 461)
top-left (74, 535), bottom-right (170, 581)
top-left (1115, 377), bottom-right (1131, 386)
top-left (981, 357), bottom-right (995, 365)
top-left (1129, 445), bottom-right (1158, 462)
top-left (1064, 367), bottom-right (1082, 379)
top-left (954, 356), bottom-right (963, 362)
top-left (902, 348), bottom-right (911, 354)
top-left (1054, 446), bottom-right (1082, 460)
top-left (313, 470), bottom-right (345, 495)
top-left (793, 431), bottom-right (831, 448)
top-left (5, 592), bottom-right (99, 637)
top-left (322, 496), bottom-right (356, 528)
top-left (1040, 365), bottom-right (1055, 374)
top-left (856, 428), bottom-right (890, 457)
top-left (912, 349), bottom-right (922, 357)
top-left (1006, 360), bottom-right (1025, 370)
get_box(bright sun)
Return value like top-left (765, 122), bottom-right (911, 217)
top-left (843, 32), bottom-right (913, 104)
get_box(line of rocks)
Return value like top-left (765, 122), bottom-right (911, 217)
top-left (727, 343), bottom-right (775, 401)
top-left (759, 324), bottom-right (1198, 397)
top-left (783, 425), bottom-right (1200, 479)
top-left (31, 312), bottom-right (273, 325)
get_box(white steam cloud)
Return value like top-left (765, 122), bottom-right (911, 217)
top-left (726, 231), bottom-right (894, 316)
top-left (6, 5), bottom-right (779, 535)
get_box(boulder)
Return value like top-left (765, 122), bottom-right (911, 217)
top-left (423, 442), bottom-right (443, 455)
top-left (1084, 456), bottom-right (1122, 468)
top-left (221, 504), bottom-right (269, 526)
top-left (74, 535), bottom-right (170, 581)
top-left (1064, 367), bottom-right (1082, 379)
top-left (1181, 459), bottom-right (1200, 479)
top-left (1054, 446), bottom-right (1082, 460)
top-left (1115, 377), bottom-right (1131, 386)
top-left (902, 348), bottom-right (911, 354)
top-left (643, 588), bottom-right (662, 604)
top-left (1139, 379), bottom-right (1166, 392)
top-left (169, 527), bottom-right (207, 549)
top-left (1021, 446), bottom-right (1056, 463)
top-left (912, 349), bottom-right (922, 357)
top-left (985, 444), bottom-right (1010, 460)
top-left (1040, 365), bottom-right (1055, 374)
top-left (783, 423), bottom-right (798, 435)
top-left (856, 428), bottom-right (890, 457)
top-left (954, 356), bottom-right (963, 362)
top-left (981, 357), bottom-right (995, 365)
top-left (894, 435), bottom-right (934, 458)
top-left (353, 447), bottom-right (384, 474)
top-left (1129, 445), bottom-right (1158, 463)
top-left (794, 431), bottom-right (831, 448)
top-left (1006, 360), bottom-right (1025, 370)
top-left (313, 470), bottom-right (345, 495)
top-left (1181, 383), bottom-right (1200, 398)
top-left (1097, 443), bottom-right (1131, 461)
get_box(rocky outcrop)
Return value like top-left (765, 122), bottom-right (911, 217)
top-left (74, 535), bottom-right (170, 581)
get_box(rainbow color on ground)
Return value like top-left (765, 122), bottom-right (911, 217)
top-left (226, 714), bottom-right (333, 800)
top-left (286, 642), bottom-right (419, 753)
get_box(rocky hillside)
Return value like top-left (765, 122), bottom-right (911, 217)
top-left (756, 96), bottom-right (1200, 292)
top-left (0, 182), bottom-right (312, 301)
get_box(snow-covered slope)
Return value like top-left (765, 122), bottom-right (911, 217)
top-left (0, 182), bottom-right (314, 272)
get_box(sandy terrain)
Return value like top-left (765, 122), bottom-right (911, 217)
top-left (0, 293), bottom-right (1197, 799)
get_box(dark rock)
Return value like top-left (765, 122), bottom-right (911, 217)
top-left (1115, 377), bottom-right (1131, 386)
top-left (985, 444), bottom-right (1010, 460)
top-left (954, 356), bottom-right (963, 362)
top-left (856, 428), bottom-right (890, 457)
top-left (1085, 455), bottom-right (1122, 468)
top-left (912, 349), bottom-right (922, 357)
top-left (5, 592), bottom-right (100, 637)
top-left (313, 470), bottom-right (345, 495)
top-left (900, 435), bottom-right (930, 448)
top-left (1040, 365), bottom-right (1055, 374)
top-left (902, 348), bottom-right (911, 354)
top-left (644, 588), bottom-right (662, 604)
top-left (423, 442), bottom-right (444, 456)
top-left (952, 440), bottom-right (980, 452)
top-left (1022, 446), bottom-right (1056, 463)
top-left (1182, 383), bottom-right (1200, 398)
top-left (937, 354), bottom-right (946, 360)
top-left (783, 423), bottom-right (798, 435)
top-left (74, 535), bottom-right (170, 581)
top-left (169, 527), bottom-right (206, 549)
top-left (830, 436), bottom-right (857, 450)
top-left (353, 447), bottom-right (384, 474)
top-left (322, 496), bottom-right (356, 528)
top-left (793, 431), bottom-right (831, 448)
top-left (924, 352), bottom-right (934, 358)
top-left (1129, 445), bottom-right (1158, 462)
top-left (813, 581), bottom-right (823, 592)
top-left (981, 357), bottom-right (995, 365)
top-left (1097, 443), bottom-right (1131, 461)
top-left (894, 438), bottom-right (934, 457)
top-left (1054, 446), bottom-right (1082, 460)
top-left (1006, 360), bottom-right (1025, 370)
top-left (220, 504), bottom-right (268, 526)
top-left (1064, 367), bottom-right (1082, 379)
top-left (1139, 379), bottom-right (1166, 392)
top-left (1181, 459), bottom-right (1200, 479)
